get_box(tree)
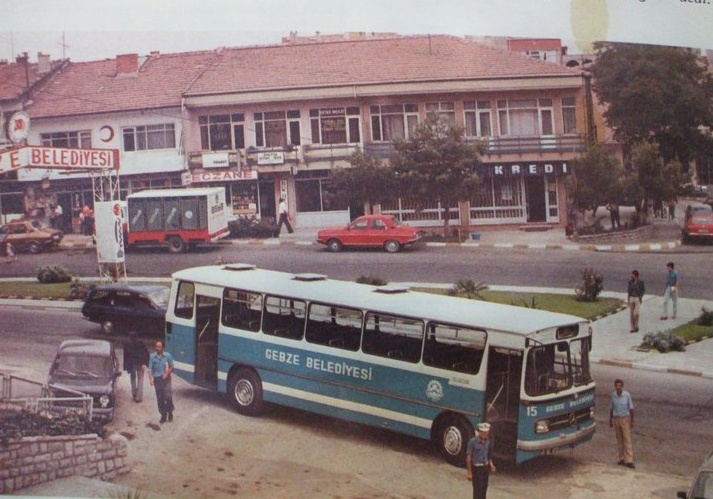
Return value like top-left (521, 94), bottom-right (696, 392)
top-left (331, 150), bottom-right (395, 211)
top-left (568, 145), bottom-right (625, 214)
top-left (591, 43), bottom-right (713, 166)
top-left (390, 113), bottom-right (484, 232)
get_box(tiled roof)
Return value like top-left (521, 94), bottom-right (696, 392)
top-left (0, 59), bottom-right (65, 102)
top-left (26, 50), bottom-right (217, 118)
top-left (185, 35), bottom-right (581, 96)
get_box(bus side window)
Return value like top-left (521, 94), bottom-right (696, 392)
top-left (306, 303), bottom-right (362, 351)
top-left (422, 323), bottom-right (486, 374)
top-left (263, 295), bottom-right (306, 340)
top-left (222, 288), bottom-right (262, 332)
top-left (175, 281), bottom-right (195, 319)
top-left (363, 312), bottom-right (423, 363)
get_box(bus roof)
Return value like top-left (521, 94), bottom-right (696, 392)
top-left (171, 265), bottom-right (587, 338)
top-left (127, 187), bottom-right (224, 199)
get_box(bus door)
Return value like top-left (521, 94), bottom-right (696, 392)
top-left (194, 295), bottom-right (220, 389)
top-left (485, 347), bottom-right (523, 460)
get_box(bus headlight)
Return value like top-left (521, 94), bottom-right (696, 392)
top-left (99, 395), bottom-right (111, 408)
top-left (535, 420), bottom-right (550, 434)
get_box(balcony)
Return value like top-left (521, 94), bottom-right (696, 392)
top-left (480, 135), bottom-right (587, 155)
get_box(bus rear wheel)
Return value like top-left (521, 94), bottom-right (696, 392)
top-left (228, 368), bottom-right (264, 416)
top-left (167, 236), bottom-right (186, 254)
top-left (435, 414), bottom-right (474, 467)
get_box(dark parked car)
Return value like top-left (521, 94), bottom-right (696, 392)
top-left (81, 284), bottom-right (169, 335)
top-left (0, 219), bottom-right (63, 254)
top-left (316, 214), bottom-right (422, 253)
top-left (47, 338), bottom-right (121, 420)
top-left (678, 450), bottom-right (713, 498)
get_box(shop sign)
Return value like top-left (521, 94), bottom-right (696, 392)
top-left (0, 146), bottom-right (119, 175)
top-left (257, 151), bottom-right (284, 165)
top-left (202, 152), bottom-right (231, 168)
top-left (477, 161), bottom-right (570, 178)
top-left (184, 170), bottom-right (258, 184)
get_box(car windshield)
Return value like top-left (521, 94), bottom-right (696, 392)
top-left (147, 287), bottom-right (170, 308)
top-left (524, 337), bottom-right (592, 396)
top-left (691, 470), bottom-right (713, 498)
top-left (53, 354), bottom-right (112, 378)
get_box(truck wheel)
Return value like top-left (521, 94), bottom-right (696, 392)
top-left (228, 368), bottom-right (264, 416)
top-left (168, 236), bottom-right (185, 254)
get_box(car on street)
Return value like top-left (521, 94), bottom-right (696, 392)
top-left (81, 283), bottom-right (170, 335)
top-left (682, 213), bottom-right (713, 244)
top-left (0, 219), bottom-right (63, 254)
top-left (46, 338), bottom-right (121, 420)
top-left (316, 214), bottom-right (422, 253)
top-left (678, 450), bottom-right (713, 498)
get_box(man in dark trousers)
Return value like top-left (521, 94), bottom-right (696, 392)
top-left (148, 340), bottom-right (175, 423)
top-left (627, 270), bottom-right (645, 333)
top-left (123, 331), bottom-right (149, 402)
top-left (466, 422), bottom-right (497, 499)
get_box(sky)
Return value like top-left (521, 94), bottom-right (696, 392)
top-left (0, 0), bottom-right (711, 63)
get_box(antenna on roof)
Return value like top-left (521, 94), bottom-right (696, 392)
top-left (59, 32), bottom-right (69, 59)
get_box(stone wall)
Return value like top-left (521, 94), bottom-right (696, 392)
top-left (571, 224), bottom-right (654, 245)
top-left (0, 433), bottom-right (129, 494)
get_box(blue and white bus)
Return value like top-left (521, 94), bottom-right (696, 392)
top-left (165, 264), bottom-right (596, 466)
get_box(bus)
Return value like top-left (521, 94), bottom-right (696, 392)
top-left (126, 188), bottom-right (229, 254)
top-left (165, 264), bottom-right (596, 466)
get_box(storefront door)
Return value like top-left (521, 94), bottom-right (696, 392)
top-left (525, 176), bottom-right (547, 223)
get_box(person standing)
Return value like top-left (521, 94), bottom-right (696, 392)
top-left (609, 379), bottom-right (635, 469)
top-left (606, 202), bottom-right (621, 230)
top-left (123, 331), bottom-right (149, 402)
top-left (627, 270), bottom-right (645, 333)
top-left (466, 422), bottom-right (496, 499)
top-left (275, 197), bottom-right (294, 236)
top-left (661, 261), bottom-right (680, 320)
top-left (147, 340), bottom-right (175, 423)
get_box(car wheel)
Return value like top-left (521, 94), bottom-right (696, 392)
top-left (100, 319), bottom-right (115, 335)
top-left (228, 368), bottom-right (264, 416)
top-left (168, 236), bottom-right (186, 254)
top-left (327, 238), bottom-right (343, 252)
top-left (435, 414), bottom-right (474, 467)
top-left (384, 240), bottom-right (401, 253)
top-left (28, 241), bottom-right (41, 254)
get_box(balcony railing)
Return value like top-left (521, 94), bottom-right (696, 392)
top-left (480, 135), bottom-right (587, 155)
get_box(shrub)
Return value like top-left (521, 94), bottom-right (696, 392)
top-left (356, 275), bottom-right (388, 286)
top-left (575, 267), bottom-right (604, 302)
top-left (69, 278), bottom-right (95, 300)
top-left (639, 330), bottom-right (687, 353)
top-left (36, 264), bottom-right (72, 284)
top-left (697, 307), bottom-right (713, 327)
top-left (0, 409), bottom-right (107, 445)
top-left (450, 279), bottom-right (489, 300)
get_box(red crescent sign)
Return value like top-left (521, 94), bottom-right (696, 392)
top-left (100, 125), bottom-right (115, 143)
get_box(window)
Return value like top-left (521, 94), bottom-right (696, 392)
top-left (370, 104), bottom-right (419, 141)
top-left (362, 312), bottom-right (424, 363)
top-left (306, 303), bottom-right (362, 351)
top-left (425, 102), bottom-right (456, 127)
top-left (254, 110), bottom-right (301, 147)
top-left (262, 295), bottom-right (306, 340)
top-left (222, 289), bottom-right (262, 332)
top-left (464, 101), bottom-right (492, 138)
top-left (175, 281), bottom-right (195, 319)
top-left (524, 343), bottom-right (572, 396)
top-left (562, 97), bottom-right (577, 134)
top-left (295, 171), bottom-right (349, 212)
top-left (309, 107), bottom-right (361, 145)
top-left (123, 124), bottom-right (176, 151)
top-left (497, 99), bottom-right (554, 136)
top-left (199, 114), bottom-right (245, 150)
top-left (41, 131), bottom-right (92, 148)
top-left (423, 323), bottom-right (487, 374)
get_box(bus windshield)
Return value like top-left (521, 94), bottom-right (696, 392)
top-left (524, 337), bottom-right (592, 396)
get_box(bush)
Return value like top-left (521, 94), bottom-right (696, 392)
top-left (36, 264), bottom-right (72, 284)
top-left (697, 307), bottom-right (713, 327)
top-left (69, 278), bottom-right (95, 300)
top-left (356, 275), bottom-right (387, 286)
top-left (449, 279), bottom-right (489, 300)
top-left (575, 267), bottom-right (604, 302)
top-left (639, 330), bottom-right (687, 353)
top-left (0, 409), bottom-right (107, 445)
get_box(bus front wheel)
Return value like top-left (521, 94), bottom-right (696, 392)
top-left (228, 368), bottom-right (264, 416)
top-left (436, 414), bottom-right (474, 467)
top-left (167, 236), bottom-right (186, 254)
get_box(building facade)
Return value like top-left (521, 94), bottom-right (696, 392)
top-left (3, 35), bottom-right (592, 232)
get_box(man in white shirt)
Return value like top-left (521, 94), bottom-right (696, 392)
top-left (276, 197), bottom-right (294, 236)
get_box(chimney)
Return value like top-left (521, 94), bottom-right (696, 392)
top-left (37, 52), bottom-right (51, 74)
top-left (116, 53), bottom-right (139, 76)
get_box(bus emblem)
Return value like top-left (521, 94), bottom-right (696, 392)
top-left (426, 380), bottom-right (444, 402)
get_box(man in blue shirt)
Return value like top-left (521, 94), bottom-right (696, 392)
top-left (466, 422), bottom-right (497, 499)
top-left (148, 340), bottom-right (175, 424)
top-left (660, 261), bottom-right (680, 320)
top-left (609, 379), bottom-right (635, 468)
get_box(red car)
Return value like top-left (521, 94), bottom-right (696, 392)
top-left (316, 214), bottom-right (422, 253)
top-left (682, 213), bottom-right (713, 244)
